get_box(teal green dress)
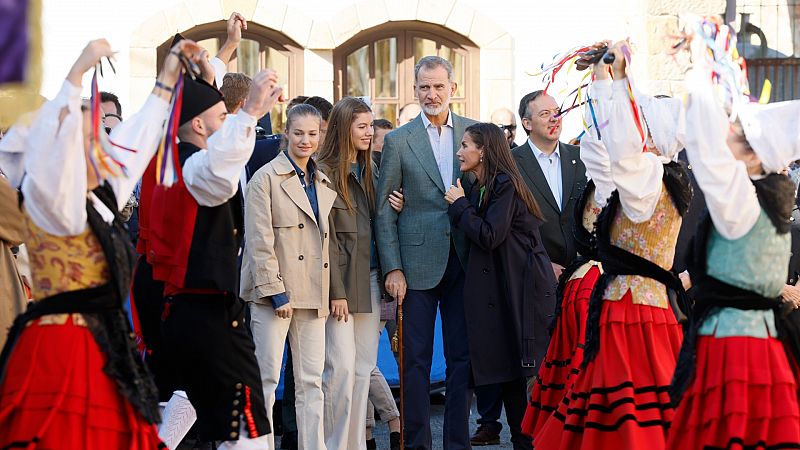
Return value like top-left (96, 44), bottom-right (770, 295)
top-left (699, 210), bottom-right (791, 338)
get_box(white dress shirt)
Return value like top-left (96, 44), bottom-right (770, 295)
top-left (182, 111), bottom-right (258, 207)
top-left (529, 139), bottom-right (563, 210)
top-left (420, 111), bottom-right (454, 188)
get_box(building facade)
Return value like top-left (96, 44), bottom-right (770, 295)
top-left (38, 0), bottom-right (797, 142)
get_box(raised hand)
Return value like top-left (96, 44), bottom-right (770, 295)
top-left (217, 12), bottom-right (247, 64)
top-left (607, 40), bottom-right (630, 80)
top-left (67, 39), bottom-right (115, 87)
top-left (444, 178), bottom-right (465, 205)
top-left (197, 48), bottom-right (216, 85)
top-left (242, 69), bottom-right (284, 119)
top-left (157, 39), bottom-right (202, 91)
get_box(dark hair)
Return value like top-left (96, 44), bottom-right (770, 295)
top-left (317, 97), bottom-right (375, 212)
top-left (100, 91), bottom-right (122, 116)
top-left (220, 73), bottom-right (252, 113)
top-left (518, 90), bottom-right (545, 133)
top-left (372, 118), bottom-right (393, 130)
top-left (465, 122), bottom-right (543, 219)
top-left (303, 96), bottom-right (333, 121)
top-left (287, 95), bottom-right (309, 110)
top-left (281, 104), bottom-right (322, 150)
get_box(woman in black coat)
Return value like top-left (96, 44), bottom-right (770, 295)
top-left (444, 123), bottom-right (557, 450)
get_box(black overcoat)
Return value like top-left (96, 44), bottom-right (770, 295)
top-left (448, 174), bottom-right (557, 386)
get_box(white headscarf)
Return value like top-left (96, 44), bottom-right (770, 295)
top-left (738, 99), bottom-right (800, 174)
top-left (636, 91), bottom-right (686, 161)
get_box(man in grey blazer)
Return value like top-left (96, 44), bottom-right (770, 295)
top-left (376, 56), bottom-right (477, 450)
top-left (513, 90), bottom-right (587, 274)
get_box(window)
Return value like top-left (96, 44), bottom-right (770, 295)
top-left (157, 21), bottom-right (303, 133)
top-left (733, 0), bottom-right (800, 100)
top-left (334, 22), bottom-right (479, 124)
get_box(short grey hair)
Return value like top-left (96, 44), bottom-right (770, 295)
top-left (414, 56), bottom-right (454, 84)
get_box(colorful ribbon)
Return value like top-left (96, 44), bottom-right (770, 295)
top-left (154, 75), bottom-right (184, 187)
top-left (88, 65), bottom-right (137, 182)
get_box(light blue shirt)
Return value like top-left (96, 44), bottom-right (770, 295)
top-left (421, 111), bottom-right (454, 188)
top-left (529, 138), bottom-right (562, 210)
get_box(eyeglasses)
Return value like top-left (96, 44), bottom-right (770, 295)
top-left (496, 124), bottom-right (516, 133)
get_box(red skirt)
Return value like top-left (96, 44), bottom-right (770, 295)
top-left (535, 290), bottom-right (683, 450)
top-left (522, 263), bottom-right (600, 438)
top-left (667, 334), bottom-right (800, 449)
top-left (0, 315), bottom-right (164, 449)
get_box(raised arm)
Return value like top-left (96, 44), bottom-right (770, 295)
top-left (580, 75), bottom-right (615, 206)
top-left (682, 62), bottom-right (759, 239)
top-left (182, 68), bottom-right (283, 207)
top-left (598, 42), bottom-right (664, 223)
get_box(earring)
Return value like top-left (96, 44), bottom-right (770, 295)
top-left (480, 154), bottom-right (484, 163)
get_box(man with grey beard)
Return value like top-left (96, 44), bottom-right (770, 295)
top-left (376, 56), bottom-right (477, 450)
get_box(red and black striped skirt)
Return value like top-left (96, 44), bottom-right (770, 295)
top-left (534, 290), bottom-right (682, 450)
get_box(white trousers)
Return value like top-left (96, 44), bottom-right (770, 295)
top-left (323, 270), bottom-right (382, 450)
top-left (250, 304), bottom-right (326, 450)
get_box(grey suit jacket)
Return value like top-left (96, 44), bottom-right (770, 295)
top-left (512, 141), bottom-right (587, 267)
top-left (376, 112), bottom-right (477, 290)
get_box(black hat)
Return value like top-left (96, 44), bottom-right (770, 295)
top-left (170, 32), bottom-right (185, 49)
top-left (179, 75), bottom-right (224, 126)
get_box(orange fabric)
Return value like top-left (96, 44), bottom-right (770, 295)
top-left (604, 185), bottom-right (682, 308)
top-left (23, 214), bottom-right (109, 301)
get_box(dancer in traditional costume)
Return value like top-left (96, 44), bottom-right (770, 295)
top-left (521, 70), bottom-right (616, 439)
top-left (133, 46), bottom-right (283, 449)
top-left (0, 38), bottom-right (198, 449)
top-left (536, 41), bottom-right (691, 450)
top-left (667, 24), bottom-right (800, 449)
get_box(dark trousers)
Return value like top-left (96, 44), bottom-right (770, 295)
top-left (403, 248), bottom-right (472, 450)
top-left (493, 378), bottom-right (532, 450)
top-left (475, 384), bottom-right (503, 430)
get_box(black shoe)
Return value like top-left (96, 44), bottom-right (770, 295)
top-left (470, 424), bottom-right (501, 446)
top-left (389, 431), bottom-right (401, 450)
top-left (280, 431), bottom-right (298, 450)
top-left (366, 438), bottom-right (377, 450)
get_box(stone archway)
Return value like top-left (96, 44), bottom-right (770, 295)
top-left (129, 0), bottom-right (514, 118)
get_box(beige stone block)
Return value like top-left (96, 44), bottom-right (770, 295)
top-left (647, 52), bottom-right (686, 81)
top-left (305, 49), bottom-right (334, 82)
top-left (281, 7), bottom-right (314, 47)
top-left (129, 47), bottom-right (157, 78)
top-left (444, 6), bottom-right (473, 38)
top-left (356, 0), bottom-right (390, 31)
top-left (331, 4), bottom-right (361, 46)
top-left (468, 14), bottom-right (505, 47)
top-left (386, 0), bottom-right (419, 21)
top-left (647, 15), bottom-right (680, 54)
top-left (480, 79), bottom-right (512, 120)
top-left (222, 0), bottom-right (257, 21)
top-left (484, 32), bottom-right (513, 50)
top-left (252, 0), bottom-right (287, 31)
top-left (416, 0), bottom-right (456, 25)
top-left (647, 0), bottom-right (725, 16)
top-left (304, 80), bottom-right (334, 99)
top-left (481, 49), bottom-right (514, 80)
top-left (307, 22), bottom-right (335, 49)
top-left (187, 0), bottom-right (225, 26)
top-left (163, 2), bottom-right (197, 36)
top-left (131, 12), bottom-right (170, 48)
top-left (129, 76), bottom-right (158, 111)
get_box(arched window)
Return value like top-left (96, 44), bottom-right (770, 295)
top-left (157, 21), bottom-right (304, 132)
top-left (334, 22), bottom-right (480, 124)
